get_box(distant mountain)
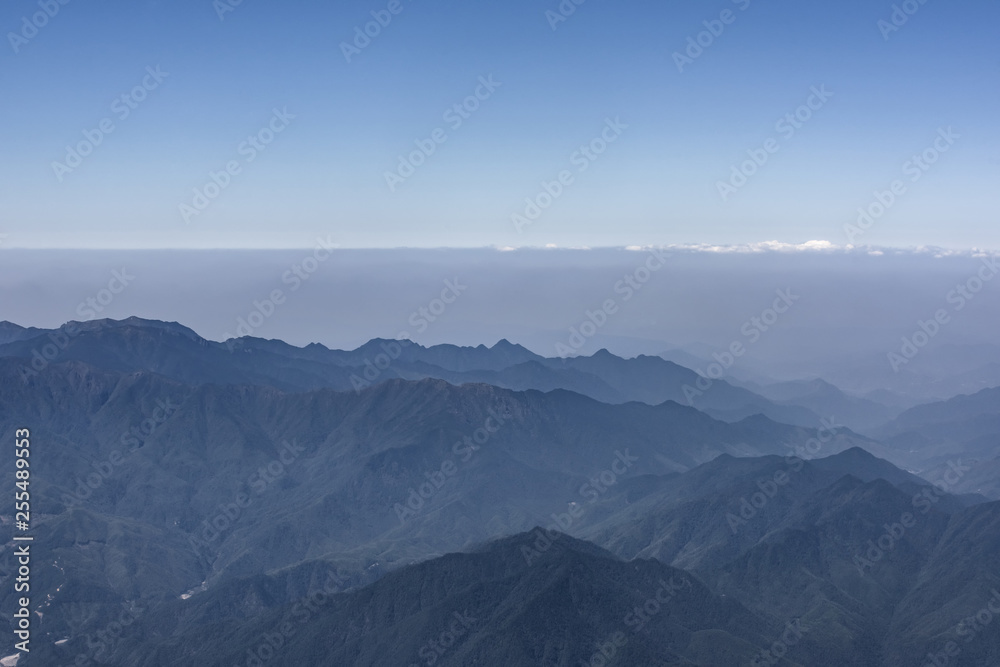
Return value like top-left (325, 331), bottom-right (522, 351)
top-left (862, 387), bottom-right (924, 410)
top-left (400, 358), bottom-right (626, 404)
top-left (0, 318), bottom-right (830, 427)
top-left (747, 377), bottom-right (900, 433)
top-left (917, 452), bottom-right (1000, 501)
top-left (395, 337), bottom-right (545, 372)
top-left (0, 318), bottom-right (367, 391)
top-left (873, 387), bottom-right (1000, 484)
top-left (660, 346), bottom-right (790, 387)
top-left (658, 347), bottom-right (723, 373)
top-left (543, 349), bottom-right (825, 426)
top-left (822, 344), bottom-right (1000, 404)
top-left (886, 386), bottom-right (1000, 435)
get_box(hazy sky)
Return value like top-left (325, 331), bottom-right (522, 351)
top-left (2, 248), bottom-right (997, 391)
top-left (1, 0), bottom-right (997, 250)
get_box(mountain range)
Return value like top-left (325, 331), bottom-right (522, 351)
top-left (0, 318), bottom-right (997, 666)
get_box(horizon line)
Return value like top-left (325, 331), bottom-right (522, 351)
top-left (0, 241), bottom-right (997, 255)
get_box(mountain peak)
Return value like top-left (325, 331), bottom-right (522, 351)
top-left (0, 321), bottom-right (38, 346)
top-left (61, 317), bottom-right (203, 341)
top-left (810, 449), bottom-right (928, 494)
top-left (734, 413), bottom-right (779, 427)
top-left (474, 528), bottom-right (621, 563)
top-left (826, 446), bottom-right (878, 462)
top-left (489, 338), bottom-right (533, 356)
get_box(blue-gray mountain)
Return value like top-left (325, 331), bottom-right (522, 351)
top-left (0, 319), bottom-right (996, 666)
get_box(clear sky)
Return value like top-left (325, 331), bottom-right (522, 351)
top-left (1, 0), bottom-right (997, 249)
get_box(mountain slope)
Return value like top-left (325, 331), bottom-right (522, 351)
top-left (64, 533), bottom-right (788, 667)
top-left (1, 355), bottom-right (873, 655)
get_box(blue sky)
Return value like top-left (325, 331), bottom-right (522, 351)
top-left (1, 0), bottom-right (997, 249)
